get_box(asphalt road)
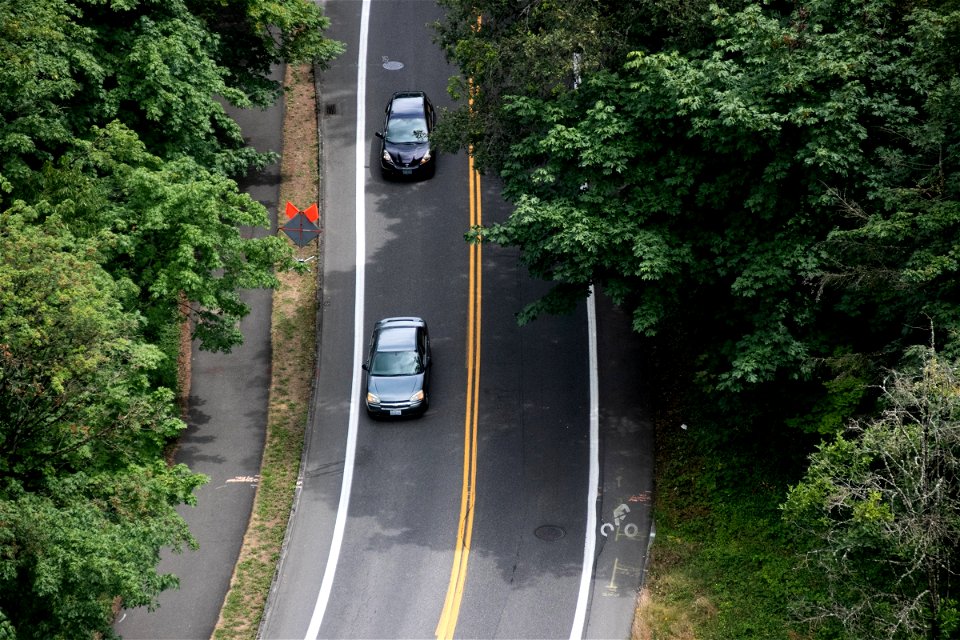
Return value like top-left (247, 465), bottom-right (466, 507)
top-left (260, 2), bottom-right (471, 637)
top-left (114, 1), bottom-right (653, 638)
top-left (262, 1), bottom-right (651, 639)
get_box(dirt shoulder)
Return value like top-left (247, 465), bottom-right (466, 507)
top-left (212, 62), bottom-right (321, 640)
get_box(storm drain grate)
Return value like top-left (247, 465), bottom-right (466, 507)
top-left (534, 525), bottom-right (566, 542)
top-left (325, 103), bottom-right (337, 116)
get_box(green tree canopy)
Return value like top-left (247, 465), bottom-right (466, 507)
top-left (783, 347), bottom-right (960, 638)
top-left (0, 211), bottom-right (178, 479)
top-left (436, 1), bottom-right (960, 635)
top-left (0, 213), bottom-right (206, 638)
top-left (1, 0), bottom-right (342, 350)
top-left (33, 121), bottom-right (295, 351)
top-left (0, 0), bottom-right (344, 190)
top-left (433, 0), bottom-right (748, 170)
top-left (441, 0), bottom-right (960, 431)
top-left (0, 0), bottom-right (342, 634)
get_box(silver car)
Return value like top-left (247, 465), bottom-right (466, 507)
top-left (362, 317), bottom-right (431, 417)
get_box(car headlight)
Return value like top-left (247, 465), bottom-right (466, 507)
top-left (419, 151), bottom-right (432, 165)
top-left (382, 151), bottom-right (395, 166)
top-left (410, 390), bottom-right (425, 402)
top-left (366, 392), bottom-right (380, 405)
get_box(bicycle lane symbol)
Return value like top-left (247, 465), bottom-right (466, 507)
top-left (598, 491), bottom-right (652, 597)
top-left (599, 492), bottom-right (650, 541)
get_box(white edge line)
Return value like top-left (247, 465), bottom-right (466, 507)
top-left (570, 286), bottom-right (600, 639)
top-left (304, 0), bottom-right (370, 637)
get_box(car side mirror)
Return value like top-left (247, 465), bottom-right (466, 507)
top-left (362, 362), bottom-right (369, 371)
top-left (375, 131), bottom-right (384, 139)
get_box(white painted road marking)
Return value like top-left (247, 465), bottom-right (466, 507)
top-left (570, 286), bottom-right (599, 639)
top-left (303, 1), bottom-right (370, 637)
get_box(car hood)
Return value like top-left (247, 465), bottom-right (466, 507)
top-left (384, 141), bottom-right (429, 166)
top-left (368, 373), bottom-right (424, 401)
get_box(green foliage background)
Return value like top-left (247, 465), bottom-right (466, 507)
top-left (0, 0), bottom-right (342, 636)
top-left (435, 0), bottom-right (960, 637)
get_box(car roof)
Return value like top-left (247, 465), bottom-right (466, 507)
top-left (374, 317), bottom-right (426, 351)
top-left (389, 92), bottom-right (427, 116)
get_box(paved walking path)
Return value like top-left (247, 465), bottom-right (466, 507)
top-left (114, 66), bottom-right (283, 640)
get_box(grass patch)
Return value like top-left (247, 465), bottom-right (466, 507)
top-left (634, 391), bottom-right (814, 640)
top-left (212, 61), bottom-right (320, 640)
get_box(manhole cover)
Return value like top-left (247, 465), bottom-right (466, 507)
top-left (383, 59), bottom-right (404, 71)
top-left (534, 525), bottom-right (566, 541)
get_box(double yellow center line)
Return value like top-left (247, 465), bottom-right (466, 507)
top-left (435, 146), bottom-right (483, 639)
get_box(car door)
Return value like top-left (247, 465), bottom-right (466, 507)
top-left (419, 326), bottom-right (431, 394)
top-left (424, 96), bottom-right (436, 131)
top-left (365, 329), bottom-right (378, 372)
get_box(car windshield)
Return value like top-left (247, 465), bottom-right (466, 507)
top-left (370, 350), bottom-right (422, 376)
top-left (385, 116), bottom-right (429, 144)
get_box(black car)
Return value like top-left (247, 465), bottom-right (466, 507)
top-left (375, 91), bottom-right (436, 179)
top-left (362, 317), bottom-right (431, 417)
